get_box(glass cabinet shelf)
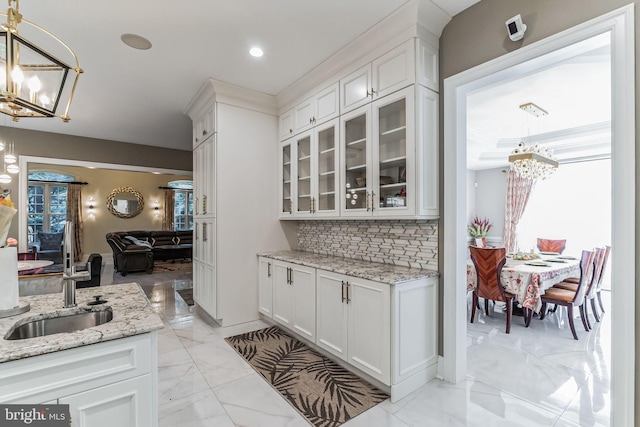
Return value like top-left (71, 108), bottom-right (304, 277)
top-left (347, 138), bottom-right (366, 146)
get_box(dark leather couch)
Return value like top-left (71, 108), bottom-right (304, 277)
top-left (106, 230), bottom-right (192, 276)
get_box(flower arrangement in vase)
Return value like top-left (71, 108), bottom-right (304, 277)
top-left (468, 216), bottom-right (492, 248)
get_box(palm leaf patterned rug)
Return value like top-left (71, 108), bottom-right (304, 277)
top-left (225, 326), bottom-right (388, 427)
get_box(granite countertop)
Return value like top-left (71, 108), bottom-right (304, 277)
top-left (0, 283), bottom-right (163, 363)
top-left (257, 251), bottom-right (439, 285)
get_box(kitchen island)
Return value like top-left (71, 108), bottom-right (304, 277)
top-left (0, 283), bottom-right (163, 427)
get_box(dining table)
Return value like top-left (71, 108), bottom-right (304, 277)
top-left (467, 253), bottom-right (581, 313)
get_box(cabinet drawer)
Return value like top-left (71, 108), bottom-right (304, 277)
top-left (0, 333), bottom-right (154, 404)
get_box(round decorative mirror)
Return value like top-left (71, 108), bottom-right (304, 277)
top-left (106, 186), bottom-right (144, 218)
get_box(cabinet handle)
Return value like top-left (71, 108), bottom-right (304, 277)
top-left (345, 282), bottom-right (351, 304)
top-left (195, 137), bottom-right (199, 143)
top-left (366, 89), bottom-right (371, 97)
top-left (366, 192), bottom-right (370, 212)
top-left (289, 128), bottom-right (293, 134)
top-left (371, 191), bottom-right (375, 212)
top-left (309, 117), bottom-right (313, 124)
top-left (267, 262), bottom-right (271, 278)
top-left (341, 281), bottom-right (345, 303)
top-left (202, 195), bottom-right (207, 215)
top-left (371, 87), bottom-right (376, 96)
top-left (312, 116), bottom-right (316, 124)
top-left (195, 197), bottom-right (199, 215)
top-left (203, 129), bottom-right (208, 136)
top-left (203, 222), bottom-right (207, 242)
top-left (195, 223), bottom-right (198, 241)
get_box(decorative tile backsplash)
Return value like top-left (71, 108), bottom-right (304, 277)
top-left (297, 220), bottom-right (438, 270)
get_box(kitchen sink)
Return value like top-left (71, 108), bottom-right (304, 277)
top-left (5, 309), bottom-right (113, 340)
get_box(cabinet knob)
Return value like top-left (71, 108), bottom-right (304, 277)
top-left (371, 87), bottom-right (376, 95)
top-left (203, 129), bottom-right (208, 136)
top-left (289, 129), bottom-right (293, 134)
top-left (366, 192), bottom-right (370, 212)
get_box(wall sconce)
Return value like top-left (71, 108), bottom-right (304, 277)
top-left (87, 198), bottom-right (95, 217)
top-left (153, 200), bottom-right (160, 217)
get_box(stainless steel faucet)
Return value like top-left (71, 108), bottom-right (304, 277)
top-left (62, 221), bottom-right (90, 308)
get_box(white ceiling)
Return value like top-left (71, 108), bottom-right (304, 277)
top-left (2, 0), bottom-right (480, 151)
top-left (467, 32), bottom-right (611, 170)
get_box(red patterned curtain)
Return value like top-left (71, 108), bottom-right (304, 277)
top-left (501, 170), bottom-right (535, 253)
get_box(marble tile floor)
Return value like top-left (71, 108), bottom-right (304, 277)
top-left (102, 266), bottom-right (611, 427)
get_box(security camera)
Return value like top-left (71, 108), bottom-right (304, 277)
top-left (506, 14), bottom-right (527, 41)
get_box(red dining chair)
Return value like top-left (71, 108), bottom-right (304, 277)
top-left (18, 252), bottom-right (37, 261)
top-left (469, 246), bottom-right (518, 333)
top-left (537, 238), bottom-right (567, 254)
top-left (539, 250), bottom-right (595, 340)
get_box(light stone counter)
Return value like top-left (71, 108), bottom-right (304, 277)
top-left (258, 250), bottom-right (439, 285)
top-left (0, 283), bottom-right (163, 363)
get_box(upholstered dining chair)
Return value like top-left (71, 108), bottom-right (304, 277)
top-left (469, 246), bottom-right (517, 333)
top-left (539, 250), bottom-right (595, 340)
top-left (537, 238), bottom-right (567, 254)
top-left (555, 246), bottom-right (609, 326)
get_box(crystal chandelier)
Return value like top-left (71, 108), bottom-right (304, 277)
top-left (508, 141), bottom-right (558, 181)
top-left (0, 0), bottom-right (82, 122)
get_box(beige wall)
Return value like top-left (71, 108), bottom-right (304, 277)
top-left (439, 0), bottom-right (638, 422)
top-left (27, 163), bottom-right (191, 256)
top-left (0, 126), bottom-right (192, 248)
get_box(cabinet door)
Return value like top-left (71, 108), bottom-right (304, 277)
top-left (279, 108), bottom-right (294, 141)
top-left (291, 264), bottom-right (316, 342)
top-left (341, 105), bottom-right (372, 216)
top-left (201, 219), bottom-right (215, 266)
top-left (313, 119), bottom-right (339, 217)
top-left (415, 85), bottom-right (438, 218)
top-left (316, 270), bottom-right (348, 360)
top-left (258, 257), bottom-right (273, 318)
top-left (373, 86), bottom-right (414, 217)
top-left (293, 96), bottom-right (314, 134)
top-left (372, 39), bottom-right (415, 99)
top-left (295, 132), bottom-right (313, 216)
top-left (313, 83), bottom-right (339, 125)
top-left (340, 64), bottom-right (371, 113)
top-left (193, 260), bottom-right (203, 302)
top-left (202, 104), bottom-right (216, 139)
top-left (198, 263), bottom-right (216, 319)
top-left (279, 141), bottom-right (294, 217)
top-left (60, 374), bottom-right (153, 427)
top-left (273, 262), bottom-right (294, 329)
top-left (347, 277), bottom-right (390, 385)
top-left (416, 37), bottom-right (439, 92)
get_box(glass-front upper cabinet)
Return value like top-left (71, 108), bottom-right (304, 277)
top-left (280, 142), bottom-right (293, 216)
top-left (314, 119), bottom-right (338, 216)
top-left (341, 107), bottom-right (371, 215)
top-left (373, 87), bottom-right (414, 216)
top-left (296, 134), bottom-right (312, 214)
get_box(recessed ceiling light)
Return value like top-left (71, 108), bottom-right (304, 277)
top-left (121, 33), bottom-right (152, 50)
top-left (249, 47), bottom-right (263, 58)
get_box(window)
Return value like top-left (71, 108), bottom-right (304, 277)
top-left (169, 180), bottom-right (193, 231)
top-left (27, 172), bottom-right (73, 244)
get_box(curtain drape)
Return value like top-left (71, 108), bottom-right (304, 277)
top-left (66, 183), bottom-right (83, 261)
top-left (501, 170), bottom-right (535, 253)
top-left (162, 190), bottom-right (175, 230)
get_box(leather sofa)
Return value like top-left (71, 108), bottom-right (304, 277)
top-left (105, 230), bottom-right (192, 276)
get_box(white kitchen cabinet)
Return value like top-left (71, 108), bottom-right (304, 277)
top-left (193, 137), bottom-right (215, 218)
top-left (279, 108), bottom-right (294, 141)
top-left (258, 257), bottom-right (273, 318)
top-left (340, 39), bottom-right (415, 113)
top-left (341, 86), bottom-right (417, 218)
top-left (315, 270), bottom-right (390, 385)
top-left (193, 218), bottom-right (216, 318)
top-left (291, 82), bottom-right (340, 136)
top-left (272, 260), bottom-right (316, 342)
top-left (60, 374), bottom-right (152, 427)
top-left (281, 118), bottom-right (339, 219)
top-left (265, 255), bottom-right (439, 401)
top-left (188, 79), bottom-right (290, 326)
top-left (192, 103), bottom-right (215, 148)
top-left (0, 333), bottom-right (158, 427)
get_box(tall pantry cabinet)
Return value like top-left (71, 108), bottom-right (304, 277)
top-left (186, 79), bottom-right (290, 326)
